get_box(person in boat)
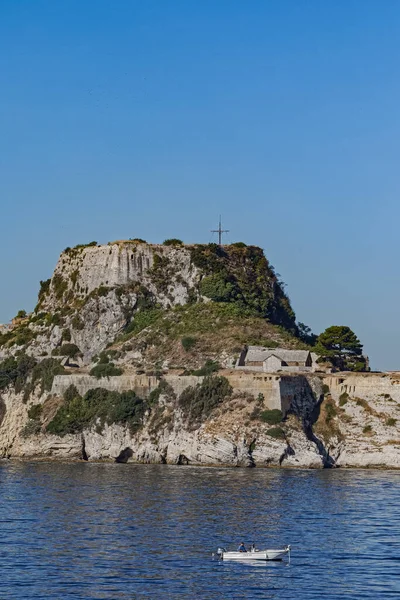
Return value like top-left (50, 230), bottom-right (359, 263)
top-left (238, 542), bottom-right (247, 552)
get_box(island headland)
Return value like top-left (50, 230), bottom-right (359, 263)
top-left (1, 239), bottom-right (399, 468)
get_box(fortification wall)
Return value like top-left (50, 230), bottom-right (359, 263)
top-left (51, 375), bottom-right (159, 398)
top-left (51, 371), bottom-right (284, 409)
top-left (325, 373), bottom-right (400, 403)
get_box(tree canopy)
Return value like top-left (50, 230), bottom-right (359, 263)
top-left (315, 325), bottom-right (366, 371)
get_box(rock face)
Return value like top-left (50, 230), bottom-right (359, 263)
top-left (40, 242), bottom-right (198, 312)
top-left (2, 367), bottom-right (400, 468)
top-left (22, 243), bottom-right (200, 361)
top-left (1, 240), bottom-right (296, 364)
top-left (0, 377), bottom-right (325, 468)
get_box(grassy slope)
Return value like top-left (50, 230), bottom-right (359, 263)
top-left (112, 302), bottom-right (310, 371)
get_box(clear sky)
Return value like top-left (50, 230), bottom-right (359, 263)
top-left (1, 0), bottom-right (399, 370)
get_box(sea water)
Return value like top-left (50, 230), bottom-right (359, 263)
top-left (0, 462), bottom-right (399, 599)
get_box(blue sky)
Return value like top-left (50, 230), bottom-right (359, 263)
top-left (1, 1), bottom-right (399, 370)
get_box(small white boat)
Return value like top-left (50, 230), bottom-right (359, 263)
top-left (216, 545), bottom-right (290, 561)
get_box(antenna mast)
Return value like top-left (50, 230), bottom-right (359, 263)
top-left (211, 215), bottom-right (229, 246)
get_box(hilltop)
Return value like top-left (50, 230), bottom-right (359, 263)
top-left (0, 239), bottom-right (306, 366)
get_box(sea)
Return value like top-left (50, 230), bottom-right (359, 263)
top-left (0, 462), bottom-right (399, 599)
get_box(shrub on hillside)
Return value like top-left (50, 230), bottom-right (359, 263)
top-left (200, 274), bottom-right (236, 302)
top-left (325, 401), bottom-right (337, 423)
top-left (266, 427), bottom-right (285, 440)
top-left (230, 242), bottom-right (247, 248)
top-left (71, 315), bottom-right (85, 330)
top-left (52, 344), bottom-right (81, 358)
top-left (27, 404), bottom-right (43, 421)
top-left (178, 375), bottom-right (232, 428)
top-left (89, 362), bottom-right (123, 378)
top-left (259, 409), bottom-right (283, 425)
top-left (124, 308), bottom-right (162, 336)
top-left (30, 358), bottom-right (66, 394)
top-left (192, 360), bottom-right (220, 376)
top-left (181, 336), bottom-right (197, 352)
top-left (0, 354), bottom-right (36, 392)
top-left (63, 384), bottom-right (81, 404)
top-left (47, 387), bottom-right (146, 436)
top-left (163, 238), bottom-right (183, 246)
top-left (61, 329), bottom-right (71, 342)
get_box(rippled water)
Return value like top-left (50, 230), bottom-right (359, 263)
top-left (0, 463), bottom-right (399, 599)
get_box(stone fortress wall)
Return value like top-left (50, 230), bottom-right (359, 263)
top-left (51, 370), bottom-right (400, 416)
top-left (51, 370), bottom-right (322, 413)
top-left (326, 372), bottom-right (400, 403)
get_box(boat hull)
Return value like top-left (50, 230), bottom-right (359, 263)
top-left (220, 548), bottom-right (289, 561)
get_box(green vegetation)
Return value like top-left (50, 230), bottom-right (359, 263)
top-left (200, 274), bottom-right (236, 302)
top-left (266, 427), bottom-right (285, 440)
top-left (27, 404), bottom-right (43, 420)
top-left (47, 387), bottom-right (146, 436)
top-left (315, 326), bottom-right (366, 371)
top-left (52, 273), bottom-right (68, 300)
top-left (12, 326), bottom-right (36, 347)
top-left (189, 243), bottom-right (296, 330)
top-left (149, 253), bottom-right (175, 294)
top-left (52, 343), bottom-right (81, 358)
top-left (148, 379), bottom-right (176, 404)
top-left (163, 238), bottom-right (183, 246)
top-left (70, 269), bottom-right (79, 286)
top-left (64, 384), bottom-right (80, 404)
top-left (339, 392), bottom-right (349, 406)
top-left (0, 355), bottom-right (65, 399)
top-left (21, 419), bottom-right (41, 438)
top-left (114, 301), bottom-right (307, 370)
top-left (363, 424), bottom-right (372, 434)
top-left (181, 336), bottom-right (197, 351)
top-left (191, 360), bottom-right (220, 376)
top-left (297, 322), bottom-right (317, 346)
top-left (15, 310), bottom-right (27, 319)
top-left (124, 307), bottom-right (163, 337)
top-left (386, 418), bottom-right (397, 427)
top-left (37, 279), bottom-right (51, 305)
top-left (178, 375), bottom-right (232, 428)
top-left (29, 359), bottom-right (67, 395)
top-left (259, 409), bottom-right (283, 425)
top-left (89, 362), bottom-right (123, 378)
top-left (322, 384), bottom-right (330, 395)
top-left (325, 401), bottom-right (337, 423)
top-left (0, 354), bottom-right (36, 392)
top-left (62, 329), bottom-right (71, 342)
top-left (71, 315), bottom-right (84, 330)
top-left (65, 241), bottom-right (98, 254)
top-left (83, 286), bottom-right (111, 304)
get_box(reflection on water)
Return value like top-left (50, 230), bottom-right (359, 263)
top-left (0, 463), bottom-right (399, 599)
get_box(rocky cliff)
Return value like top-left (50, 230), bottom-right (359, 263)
top-left (1, 239), bottom-right (400, 468)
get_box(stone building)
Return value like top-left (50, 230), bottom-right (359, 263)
top-left (236, 345), bottom-right (318, 373)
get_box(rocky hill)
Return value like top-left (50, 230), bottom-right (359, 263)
top-left (1, 239), bottom-right (400, 468)
top-left (0, 240), bottom-right (299, 363)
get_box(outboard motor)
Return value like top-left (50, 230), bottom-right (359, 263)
top-left (216, 547), bottom-right (226, 558)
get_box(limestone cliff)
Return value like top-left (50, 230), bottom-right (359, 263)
top-left (1, 239), bottom-right (400, 468)
top-left (0, 240), bottom-right (297, 362)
